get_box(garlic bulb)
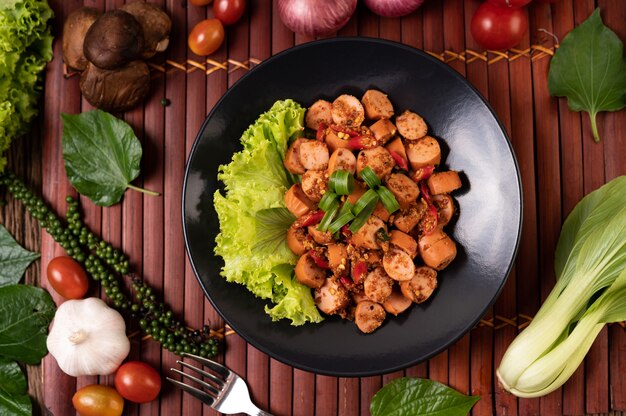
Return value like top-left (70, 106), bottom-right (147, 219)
top-left (47, 297), bottom-right (130, 377)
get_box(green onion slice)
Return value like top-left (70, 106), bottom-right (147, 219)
top-left (318, 191), bottom-right (338, 212)
top-left (352, 189), bottom-right (379, 216)
top-left (329, 170), bottom-right (354, 195)
top-left (317, 201), bottom-right (340, 232)
top-left (349, 197), bottom-right (379, 232)
top-left (377, 186), bottom-right (400, 214)
top-left (328, 211), bottom-right (355, 233)
top-left (359, 166), bottom-right (381, 188)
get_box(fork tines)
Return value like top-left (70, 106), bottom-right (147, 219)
top-left (167, 353), bottom-right (231, 406)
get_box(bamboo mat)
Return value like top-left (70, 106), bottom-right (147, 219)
top-left (1, 0), bottom-right (625, 415)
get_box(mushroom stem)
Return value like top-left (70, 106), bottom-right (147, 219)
top-left (69, 330), bottom-right (87, 344)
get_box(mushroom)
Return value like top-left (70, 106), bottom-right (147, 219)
top-left (62, 7), bottom-right (101, 72)
top-left (83, 10), bottom-right (145, 70)
top-left (120, 0), bottom-right (172, 58)
top-left (80, 60), bottom-right (151, 112)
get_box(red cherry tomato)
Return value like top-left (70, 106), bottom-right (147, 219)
top-left (114, 361), bottom-right (162, 404)
top-left (73, 385), bottom-right (124, 416)
top-left (487, 0), bottom-right (531, 7)
top-left (213, 0), bottom-right (246, 25)
top-left (471, 2), bottom-right (528, 50)
top-left (535, 0), bottom-right (560, 3)
top-left (188, 18), bottom-right (225, 56)
top-left (47, 256), bottom-right (89, 299)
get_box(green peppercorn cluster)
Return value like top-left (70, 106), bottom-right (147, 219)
top-left (1, 172), bottom-right (220, 358)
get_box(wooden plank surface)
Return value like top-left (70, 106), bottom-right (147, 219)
top-left (0, 0), bottom-right (624, 415)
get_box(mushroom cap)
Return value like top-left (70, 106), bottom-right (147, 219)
top-left (80, 60), bottom-right (151, 112)
top-left (62, 7), bottom-right (101, 72)
top-left (120, 0), bottom-right (172, 58)
top-left (83, 10), bottom-right (145, 70)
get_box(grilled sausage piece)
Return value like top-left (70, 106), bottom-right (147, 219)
top-left (299, 140), bottom-right (329, 171)
top-left (284, 184), bottom-right (316, 217)
top-left (286, 226), bottom-right (310, 256)
top-left (351, 215), bottom-right (387, 250)
top-left (354, 301), bottom-right (386, 333)
top-left (385, 173), bottom-right (420, 209)
top-left (306, 99), bottom-right (333, 130)
top-left (383, 248), bottom-right (415, 281)
top-left (432, 194), bottom-right (455, 226)
top-left (369, 118), bottom-right (397, 145)
top-left (295, 253), bottom-right (326, 289)
top-left (400, 266), bottom-right (438, 303)
top-left (383, 287), bottom-right (413, 315)
top-left (284, 138), bottom-right (307, 174)
top-left (406, 136), bottom-right (441, 170)
top-left (328, 148), bottom-right (357, 175)
top-left (393, 200), bottom-right (427, 233)
top-left (315, 278), bottom-right (350, 315)
top-left (300, 170), bottom-right (328, 202)
top-left (332, 94), bottom-right (365, 127)
top-left (356, 147), bottom-right (394, 180)
top-left (385, 137), bottom-right (408, 166)
top-left (396, 110), bottom-right (428, 141)
top-left (427, 171), bottom-right (462, 195)
top-left (361, 89), bottom-right (394, 120)
top-left (327, 243), bottom-right (349, 274)
top-left (308, 225), bottom-right (334, 245)
top-left (418, 228), bottom-right (457, 271)
top-left (364, 267), bottom-right (394, 303)
top-left (389, 230), bottom-right (418, 258)
top-left (325, 130), bottom-right (352, 153)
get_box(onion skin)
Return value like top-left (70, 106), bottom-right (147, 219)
top-left (277, 0), bottom-right (357, 37)
top-left (364, 0), bottom-right (425, 18)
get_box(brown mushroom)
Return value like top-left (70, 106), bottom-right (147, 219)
top-left (63, 7), bottom-right (101, 72)
top-left (80, 61), bottom-right (151, 112)
top-left (120, 0), bottom-right (172, 58)
top-left (83, 10), bottom-right (145, 70)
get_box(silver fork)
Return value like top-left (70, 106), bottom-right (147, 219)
top-left (167, 353), bottom-right (273, 416)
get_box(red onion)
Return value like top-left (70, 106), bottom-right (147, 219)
top-left (277, 0), bottom-right (357, 37)
top-left (364, 0), bottom-right (425, 18)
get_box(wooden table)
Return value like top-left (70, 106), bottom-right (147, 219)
top-left (2, 0), bottom-right (625, 415)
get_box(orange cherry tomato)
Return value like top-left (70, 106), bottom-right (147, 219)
top-left (188, 18), bottom-right (225, 56)
top-left (72, 385), bottom-right (124, 416)
top-left (47, 256), bottom-right (89, 299)
top-left (189, 0), bottom-right (212, 6)
top-left (114, 361), bottom-right (162, 404)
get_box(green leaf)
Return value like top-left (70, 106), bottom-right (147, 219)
top-left (370, 378), bottom-right (480, 416)
top-left (548, 8), bottom-right (626, 142)
top-left (0, 285), bottom-right (55, 364)
top-left (61, 110), bottom-right (159, 206)
top-left (0, 225), bottom-right (39, 287)
top-left (253, 208), bottom-right (296, 254)
top-left (0, 357), bottom-right (31, 416)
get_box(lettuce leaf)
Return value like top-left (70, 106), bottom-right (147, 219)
top-left (214, 99), bottom-right (323, 325)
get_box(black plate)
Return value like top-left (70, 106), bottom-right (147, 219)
top-left (183, 38), bottom-right (522, 377)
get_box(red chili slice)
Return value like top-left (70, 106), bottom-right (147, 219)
top-left (352, 261), bottom-right (368, 283)
top-left (388, 150), bottom-right (408, 171)
top-left (295, 210), bottom-right (325, 228)
top-left (309, 249), bottom-right (329, 269)
top-left (412, 165), bottom-right (435, 183)
top-left (341, 224), bottom-right (352, 239)
top-left (422, 204), bottom-right (438, 236)
top-left (316, 123), bottom-right (327, 141)
top-left (330, 124), bottom-right (359, 137)
top-left (420, 181), bottom-right (431, 204)
top-left (348, 135), bottom-right (377, 150)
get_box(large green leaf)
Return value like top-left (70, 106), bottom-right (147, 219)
top-left (548, 8), bottom-right (626, 142)
top-left (370, 378), bottom-right (480, 416)
top-left (0, 357), bottom-right (31, 416)
top-left (0, 225), bottom-right (39, 287)
top-left (0, 285), bottom-right (55, 364)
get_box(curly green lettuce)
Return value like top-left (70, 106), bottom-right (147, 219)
top-left (214, 99), bottom-right (323, 326)
top-left (0, 0), bottom-right (54, 171)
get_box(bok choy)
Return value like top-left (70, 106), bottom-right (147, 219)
top-left (497, 175), bottom-right (626, 398)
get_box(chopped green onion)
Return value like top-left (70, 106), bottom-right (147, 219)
top-left (317, 201), bottom-right (340, 232)
top-left (377, 186), bottom-right (400, 214)
top-left (337, 201), bottom-right (354, 217)
top-left (328, 211), bottom-right (355, 233)
top-left (360, 166), bottom-right (381, 188)
top-left (329, 170), bottom-right (354, 195)
top-left (318, 191), bottom-right (338, 212)
top-left (349, 197), bottom-right (378, 232)
top-left (353, 189), bottom-right (379, 216)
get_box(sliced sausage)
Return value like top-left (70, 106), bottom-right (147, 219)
top-left (369, 118), bottom-right (397, 145)
top-left (299, 140), bottom-right (329, 171)
top-left (396, 110), bottom-right (428, 141)
top-left (328, 148), bottom-right (357, 175)
top-left (406, 136), bottom-right (441, 170)
top-left (314, 277), bottom-right (350, 315)
top-left (300, 170), bottom-right (328, 202)
top-left (284, 138), bottom-right (307, 174)
top-left (332, 94), bottom-right (365, 127)
top-left (351, 215), bottom-right (387, 250)
top-left (385, 173), bottom-right (420, 209)
top-left (433, 194), bottom-right (455, 226)
top-left (418, 228), bottom-right (457, 270)
top-left (363, 267), bottom-right (394, 303)
top-left (354, 301), bottom-right (386, 333)
top-left (356, 147), bottom-right (394, 180)
top-left (383, 248), bottom-right (415, 281)
top-left (295, 253), bottom-right (326, 289)
top-left (385, 137), bottom-right (408, 167)
top-left (306, 99), bottom-right (333, 130)
top-left (361, 89), bottom-right (394, 120)
top-left (383, 287), bottom-right (413, 315)
top-left (373, 201), bottom-right (391, 222)
top-left (286, 226), bottom-right (310, 256)
top-left (308, 225), bottom-right (334, 245)
top-left (389, 230), bottom-right (417, 258)
top-left (427, 171), bottom-right (462, 195)
top-left (346, 182), bottom-right (366, 205)
top-left (327, 243), bottom-right (349, 274)
top-left (392, 200), bottom-right (427, 233)
top-left (352, 290), bottom-right (369, 304)
top-left (325, 130), bottom-right (352, 153)
top-left (284, 184), bottom-right (316, 217)
top-left (400, 266), bottom-right (438, 303)
top-left (363, 250), bottom-right (383, 267)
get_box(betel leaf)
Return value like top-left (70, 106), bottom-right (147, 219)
top-left (0, 357), bottom-right (31, 416)
top-left (370, 377), bottom-right (480, 416)
top-left (0, 285), bottom-right (55, 364)
top-left (548, 8), bottom-right (626, 143)
top-left (0, 225), bottom-right (39, 287)
top-left (61, 110), bottom-right (159, 206)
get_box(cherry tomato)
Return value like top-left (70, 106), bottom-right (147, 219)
top-left (189, 0), bottom-right (212, 6)
top-left (114, 361), bottom-right (162, 404)
top-left (535, 0), bottom-right (561, 3)
top-left (47, 256), bottom-right (89, 299)
top-left (213, 0), bottom-right (246, 25)
top-left (188, 18), bottom-right (225, 56)
top-left (471, 2), bottom-right (528, 50)
top-left (487, 0), bottom-right (531, 7)
top-left (73, 385), bottom-right (124, 416)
